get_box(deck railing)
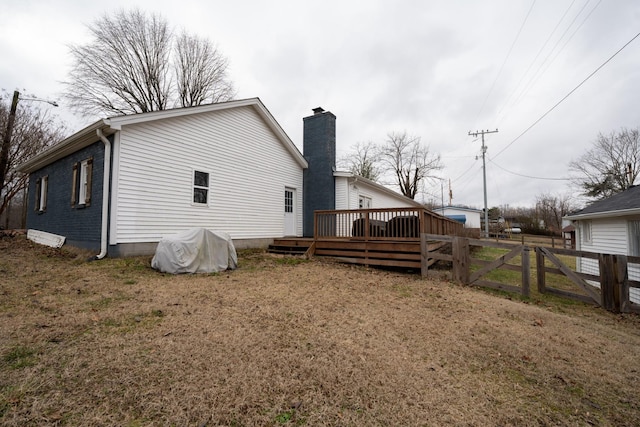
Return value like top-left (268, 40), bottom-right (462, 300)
top-left (314, 207), bottom-right (464, 240)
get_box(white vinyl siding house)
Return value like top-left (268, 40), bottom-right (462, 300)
top-left (334, 173), bottom-right (422, 210)
top-left (567, 186), bottom-right (640, 304)
top-left (109, 104), bottom-right (305, 246)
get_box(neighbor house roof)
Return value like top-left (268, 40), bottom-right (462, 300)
top-left (565, 185), bottom-right (640, 220)
top-left (333, 171), bottom-right (424, 208)
top-left (18, 97), bottom-right (307, 174)
top-left (433, 206), bottom-right (482, 213)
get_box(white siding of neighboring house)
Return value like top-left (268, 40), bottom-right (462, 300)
top-left (434, 207), bottom-right (482, 229)
top-left (334, 176), bottom-right (419, 210)
top-left (576, 216), bottom-right (640, 303)
top-left (113, 106), bottom-right (304, 243)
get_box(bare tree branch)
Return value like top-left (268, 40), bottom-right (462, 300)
top-left (338, 141), bottom-right (381, 181)
top-left (569, 127), bottom-right (640, 200)
top-left (63, 9), bottom-right (235, 117)
top-left (378, 131), bottom-right (442, 199)
top-left (0, 91), bottom-right (66, 219)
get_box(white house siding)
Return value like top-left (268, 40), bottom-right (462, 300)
top-left (576, 217), bottom-right (640, 303)
top-left (334, 177), bottom-right (417, 210)
top-left (434, 207), bottom-right (482, 229)
top-left (114, 106), bottom-right (303, 243)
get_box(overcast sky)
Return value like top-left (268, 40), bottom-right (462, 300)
top-left (2, 0), bottom-right (639, 209)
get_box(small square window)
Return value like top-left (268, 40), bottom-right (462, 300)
top-left (193, 171), bottom-right (209, 204)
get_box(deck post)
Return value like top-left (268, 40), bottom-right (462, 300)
top-left (420, 233), bottom-right (429, 277)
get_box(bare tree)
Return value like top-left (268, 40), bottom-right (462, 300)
top-left (569, 127), bottom-right (640, 200)
top-left (64, 9), bottom-right (235, 117)
top-left (0, 91), bottom-right (66, 220)
top-left (378, 131), bottom-right (442, 199)
top-left (339, 141), bottom-right (381, 181)
top-left (535, 192), bottom-right (579, 233)
top-left (174, 32), bottom-right (235, 107)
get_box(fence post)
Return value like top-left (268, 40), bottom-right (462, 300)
top-left (521, 246), bottom-right (530, 298)
top-left (615, 255), bottom-right (629, 313)
top-left (599, 254), bottom-right (620, 313)
top-left (452, 236), bottom-right (470, 284)
top-left (536, 247), bottom-right (546, 294)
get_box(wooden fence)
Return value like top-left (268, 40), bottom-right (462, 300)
top-left (423, 234), bottom-right (640, 314)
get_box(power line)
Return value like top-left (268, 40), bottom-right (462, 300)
top-left (495, 0), bottom-right (578, 126)
top-left (493, 30), bottom-right (640, 160)
top-left (489, 159), bottom-right (571, 181)
top-left (474, 1), bottom-right (536, 126)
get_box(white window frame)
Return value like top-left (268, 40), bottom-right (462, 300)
top-left (78, 160), bottom-right (89, 205)
top-left (359, 195), bottom-right (372, 209)
top-left (192, 170), bottom-right (210, 206)
top-left (284, 189), bottom-right (294, 213)
top-left (38, 176), bottom-right (48, 212)
top-left (629, 220), bottom-right (640, 256)
top-left (582, 221), bottom-right (592, 244)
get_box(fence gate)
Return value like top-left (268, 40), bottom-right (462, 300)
top-left (451, 237), bottom-right (530, 298)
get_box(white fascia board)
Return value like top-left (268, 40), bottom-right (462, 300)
top-left (105, 97), bottom-right (308, 169)
top-left (17, 120), bottom-right (112, 173)
top-left (564, 208), bottom-right (640, 221)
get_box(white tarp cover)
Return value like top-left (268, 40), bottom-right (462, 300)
top-left (151, 228), bottom-right (237, 274)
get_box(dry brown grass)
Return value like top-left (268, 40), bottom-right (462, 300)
top-left (1, 235), bottom-right (639, 426)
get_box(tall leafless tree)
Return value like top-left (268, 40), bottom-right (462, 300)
top-left (64, 9), bottom-right (235, 117)
top-left (174, 32), bottom-right (235, 107)
top-left (0, 91), bottom-right (66, 220)
top-left (378, 131), bottom-right (442, 199)
top-left (569, 127), bottom-right (640, 200)
top-left (339, 141), bottom-right (381, 181)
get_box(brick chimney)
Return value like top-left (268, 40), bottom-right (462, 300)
top-left (302, 107), bottom-right (336, 237)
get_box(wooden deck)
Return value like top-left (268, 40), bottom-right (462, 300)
top-left (272, 207), bottom-right (463, 273)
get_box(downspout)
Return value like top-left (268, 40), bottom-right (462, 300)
top-left (95, 129), bottom-right (111, 259)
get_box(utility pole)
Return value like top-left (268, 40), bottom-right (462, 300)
top-left (0, 91), bottom-right (19, 201)
top-left (468, 129), bottom-right (498, 238)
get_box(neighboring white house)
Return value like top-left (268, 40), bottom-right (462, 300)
top-left (432, 206), bottom-right (482, 229)
top-left (565, 185), bottom-right (640, 303)
top-left (19, 98), bottom-right (307, 256)
top-left (334, 172), bottom-right (423, 210)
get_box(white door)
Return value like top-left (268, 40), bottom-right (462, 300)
top-left (284, 188), bottom-right (296, 236)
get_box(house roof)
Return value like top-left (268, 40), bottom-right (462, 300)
top-left (333, 171), bottom-right (424, 208)
top-left (433, 206), bottom-right (482, 214)
top-left (565, 185), bottom-right (640, 220)
top-left (18, 97), bottom-right (307, 173)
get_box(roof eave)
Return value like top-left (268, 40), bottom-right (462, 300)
top-left (17, 120), bottom-right (111, 174)
top-left (565, 207), bottom-right (640, 221)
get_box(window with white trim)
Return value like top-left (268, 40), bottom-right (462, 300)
top-left (193, 170), bottom-right (209, 204)
top-left (35, 175), bottom-right (48, 213)
top-left (629, 220), bottom-right (640, 256)
top-left (358, 195), bottom-right (372, 209)
top-left (71, 158), bottom-right (93, 207)
top-left (284, 189), bottom-right (293, 213)
top-left (582, 221), bottom-right (592, 244)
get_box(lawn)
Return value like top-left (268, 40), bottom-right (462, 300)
top-left (1, 235), bottom-right (639, 426)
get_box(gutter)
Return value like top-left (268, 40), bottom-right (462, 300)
top-left (95, 129), bottom-right (112, 260)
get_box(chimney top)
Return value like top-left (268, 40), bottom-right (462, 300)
top-left (312, 107), bottom-right (325, 115)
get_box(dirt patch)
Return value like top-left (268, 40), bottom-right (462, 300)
top-left (1, 235), bottom-right (639, 426)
